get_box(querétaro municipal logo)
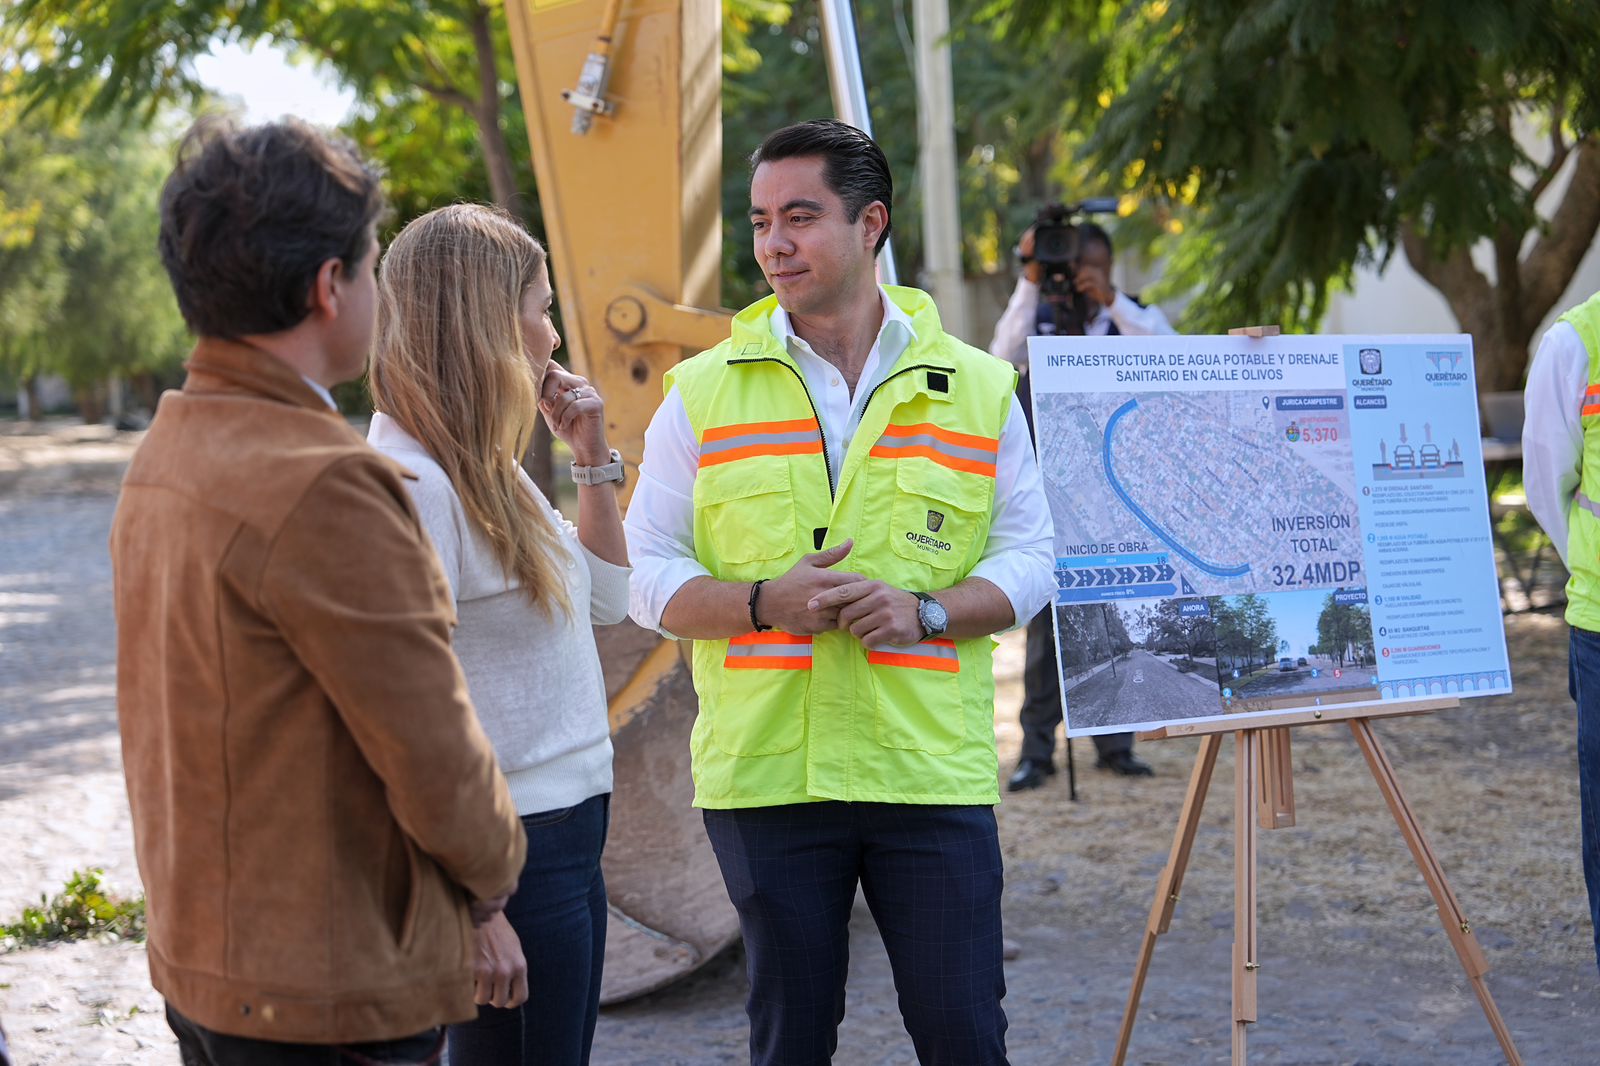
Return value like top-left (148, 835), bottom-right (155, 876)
top-left (1358, 347), bottom-right (1383, 375)
top-left (906, 512), bottom-right (953, 554)
top-left (1425, 349), bottom-right (1468, 383)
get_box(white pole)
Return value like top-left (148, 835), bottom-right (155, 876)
top-left (817, 0), bottom-right (899, 286)
top-left (912, 0), bottom-right (968, 339)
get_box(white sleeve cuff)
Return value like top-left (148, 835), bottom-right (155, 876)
top-left (969, 547), bottom-right (1056, 632)
top-left (627, 555), bottom-right (711, 639)
top-left (582, 546), bottom-right (633, 625)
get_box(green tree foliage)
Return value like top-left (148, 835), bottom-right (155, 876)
top-left (9, 0), bottom-right (568, 466)
top-left (10, 0), bottom-right (532, 210)
top-left (1054, 608), bottom-right (1097, 674)
top-left (1054, 603), bottom-right (1132, 674)
top-left (1214, 593), bottom-right (1277, 673)
top-left (10, 0), bottom-right (787, 469)
top-left (976, 0), bottom-right (1600, 391)
top-left (1316, 593), bottom-right (1373, 669)
top-left (1101, 602), bottom-right (1133, 656)
top-left (0, 33), bottom-right (187, 404)
top-left (1142, 597), bottom-right (1215, 661)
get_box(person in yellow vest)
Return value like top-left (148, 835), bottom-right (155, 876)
top-left (1524, 289), bottom-right (1600, 976)
top-left (625, 120), bottom-right (1055, 1064)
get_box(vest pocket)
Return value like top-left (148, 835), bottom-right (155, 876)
top-left (868, 640), bottom-right (967, 754)
top-left (697, 458), bottom-right (797, 565)
top-left (711, 634), bottom-right (810, 756)
top-left (886, 461), bottom-right (989, 575)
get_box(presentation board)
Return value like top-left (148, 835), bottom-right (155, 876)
top-left (1027, 332), bottom-right (1512, 737)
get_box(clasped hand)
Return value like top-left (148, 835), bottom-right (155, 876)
top-left (755, 540), bottom-right (924, 648)
top-left (539, 363), bottom-right (611, 467)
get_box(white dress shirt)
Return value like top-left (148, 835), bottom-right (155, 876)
top-left (988, 276), bottom-right (1176, 368)
top-left (625, 287), bottom-right (1056, 637)
top-left (1524, 319), bottom-right (1588, 564)
top-left (300, 375), bottom-right (337, 410)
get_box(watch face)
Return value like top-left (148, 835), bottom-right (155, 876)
top-left (921, 598), bottom-right (949, 634)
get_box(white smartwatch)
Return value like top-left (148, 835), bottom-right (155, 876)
top-left (570, 448), bottom-right (626, 486)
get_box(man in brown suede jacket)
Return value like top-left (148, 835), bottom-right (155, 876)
top-left (111, 118), bottom-right (525, 1064)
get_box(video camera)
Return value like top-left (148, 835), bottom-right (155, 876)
top-left (1025, 198), bottom-right (1118, 335)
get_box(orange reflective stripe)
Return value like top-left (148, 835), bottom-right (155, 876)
top-left (700, 417), bottom-right (824, 468)
top-left (876, 422), bottom-right (999, 454)
top-left (871, 422), bottom-right (999, 477)
top-left (868, 444), bottom-right (996, 477)
top-left (725, 632), bottom-right (814, 670)
top-left (730, 632), bottom-right (814, 645)
top-left (701, 440), bottom-right (824, 467)
top-left (866, 639), bottom-right (960, 673)
top-left (703, 417), bottom-right (821, 443)
top-left (727, 656), bottom-right (813, 670)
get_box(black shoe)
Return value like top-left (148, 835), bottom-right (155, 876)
top-left (1007, 757), bottom-right (1056, 791)
top-left (1094, 751), bottom-right (1154, 777)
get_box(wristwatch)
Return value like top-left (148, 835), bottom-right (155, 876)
top-left (913, 591), bottom-right (948, 640)
top-left (570, 448), bottom-right (626, 486)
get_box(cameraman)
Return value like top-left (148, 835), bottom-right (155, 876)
top-left (990, 219), bottom-right (1174, 789)
top-left (990, 221), bottom-right (1173, 371)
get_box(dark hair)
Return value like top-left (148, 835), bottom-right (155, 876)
top-left (750, 119), bottom-right (893, 254)
top-left (158, 117), bottom-right (388, 338)
top-left (1079, 221), bottom-right (1113, 258)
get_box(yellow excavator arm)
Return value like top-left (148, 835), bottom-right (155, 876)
top-left (504, 0), bottom-right (738, 1003)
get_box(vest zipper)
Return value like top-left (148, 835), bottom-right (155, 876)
top-left (728, 357), bottom-right (836, 498)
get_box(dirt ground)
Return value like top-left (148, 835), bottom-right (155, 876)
top-left (1, 419), bottom-right (1596, 1065)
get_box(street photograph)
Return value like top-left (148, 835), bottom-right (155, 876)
top-left (1056, 596), bottom-right (1223, 734)
top-left (1214, 589), bottom-right (1383, 713)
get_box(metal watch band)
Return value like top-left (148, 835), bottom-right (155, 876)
top-left (570, 447), bottom-right (625, 485)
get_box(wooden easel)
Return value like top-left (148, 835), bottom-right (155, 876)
top-left (1110, 704), bottom-right (1522, 1064)
top-left (1111, 326), bottom-right (1523, 1063)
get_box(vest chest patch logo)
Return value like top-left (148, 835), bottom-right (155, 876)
top-left (927, 510), bottom-right (945, 532)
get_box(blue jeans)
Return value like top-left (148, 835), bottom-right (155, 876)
top-left (1570, 628), bottom-right (1600, 974)
top-left (702, 802), bottom-right (1008, 1066)
top-left (447, 792), bottom-right (610, 1066)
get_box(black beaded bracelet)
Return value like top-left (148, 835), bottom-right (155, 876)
top-left (748, 579), bottom-right (772, 632)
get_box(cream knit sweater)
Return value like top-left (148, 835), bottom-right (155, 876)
top-left (369, 413), bottom-right (625, 815)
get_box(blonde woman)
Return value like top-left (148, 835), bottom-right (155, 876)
top-left (367, 204), bottom-right (628, 1065)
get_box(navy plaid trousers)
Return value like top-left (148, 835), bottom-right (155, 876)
top-left (702, 801), bottom-right (1009, 1066)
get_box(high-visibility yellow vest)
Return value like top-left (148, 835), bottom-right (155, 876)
top-left (667, 287), bottom-right (1019, 808)
top-left (1562, 291), bottom-right (1600, 632)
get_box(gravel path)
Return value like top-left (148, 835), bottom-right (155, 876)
top-left (1, 421), bottom-right (1595, 1065)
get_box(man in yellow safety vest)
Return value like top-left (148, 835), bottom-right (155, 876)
top-left (625, 119), bottom-right (1054, 1064)
top-left (1525, 288), bottom-right (1600, 977)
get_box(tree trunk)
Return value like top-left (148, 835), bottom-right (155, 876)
top-left (466, 1), bottom-right (554, 500)
top-left (130, 371), bottom-right (160, 413)
top-left (469, 2), bottom-right (527, 220)
top-left (1401, 136), bottom-right (1600, 405)
top-left (19, 376), bottom-right (38, 421)
top-left (75, 383), bottom-right (104, 425)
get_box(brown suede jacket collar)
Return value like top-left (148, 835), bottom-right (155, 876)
top-left (184, 336), bottom-right (342, 415)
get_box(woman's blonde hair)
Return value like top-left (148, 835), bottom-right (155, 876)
top-left (371, 203), bottom-right (571, 617)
